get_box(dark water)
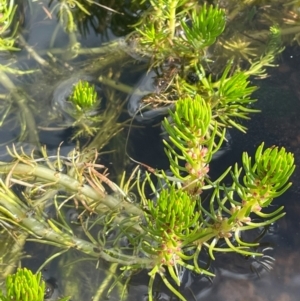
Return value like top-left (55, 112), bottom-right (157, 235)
top-left (1, 2), bottom-right (300, 301)
top-left (120, 47), bottom-right (300, 301)
top-left (200, 50), bottom-right (300, 301)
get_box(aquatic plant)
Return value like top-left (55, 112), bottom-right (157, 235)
top-left (0, 0), bottom-right (19, 51)
top-left (0, 1), bottom-right (298, 301)
top-left (0, 268), bottom-right (69, 301)
top-left (0, 268), bottom-right (45, 301)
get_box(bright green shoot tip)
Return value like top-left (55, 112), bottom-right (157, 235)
top-left (0, 268), bottom-right (71, 301)
top-left (69, 80), bottom-right (98, 111)
top-left (0, 268), bottom-right (45, 301)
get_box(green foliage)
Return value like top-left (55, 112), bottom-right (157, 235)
top-left (0, 0), bottom-right (19, 51)
top-left (143, 185), bottom-right (213, 300)
top-left (180, 3), bottom-right (226, 50)
top-left (0, 1), bottom-right (298, 301)
top-left (169, 62), bottom-right (259, 133)
top-left (133, 2), bottom-right (225, 66)
top-left (0, 268), bottom-right (70, 301)
top-left (162, 95), bottom-right (218, 194)
top-left (145, 185), bottom-right (200, 239)
top-left (0, 268), bottom-right (44, 301)
top-left (69, 80), bottom-right (98, 111)
top-left (197, 63), bottom-right (259, 132)
top-left (245, 25), bottom-right (284, 78)
top-left (242, 143), bottom-right (295, 199)
top-left (137, 141), bottom-right (295, 300)
top-left (162, 95), bottom-right (212, 157)
top-left (58, 79), bottom-right (122, 140)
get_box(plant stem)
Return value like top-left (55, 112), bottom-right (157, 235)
top-left (168, 0), bottom-right (178, 40)
top-left (0, 162), bottom-right (144, 217)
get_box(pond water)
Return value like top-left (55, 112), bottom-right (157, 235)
top-left (192, 54), bottom-right (300, 301)
top-left (0, 1), bottom-right (300, 301)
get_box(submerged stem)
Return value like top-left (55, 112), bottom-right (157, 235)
top-left (0, 71), bottom-right (40, 145)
